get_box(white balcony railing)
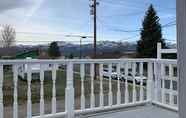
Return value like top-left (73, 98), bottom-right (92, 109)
top-left (152, 59), bottom-right (178, 110)
top-left (0, 59), bottom-right (178, 118)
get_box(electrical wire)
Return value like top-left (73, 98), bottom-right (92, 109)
top-left (97, 16), bottom-right (176, 33)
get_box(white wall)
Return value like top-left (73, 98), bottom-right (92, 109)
top-left (176, 0), bottom-right (186, 118)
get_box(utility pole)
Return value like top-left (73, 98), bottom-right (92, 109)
top-left (80, 38), bottom-right (82, 59)
top-left (90, 0), bottom-right (99, 79)
top-left (80, 36), bottom-right (87, 59)
top-left (65, 35), bottom-right (93, 59)
top-left (90, 0), bottom-right (99, 59)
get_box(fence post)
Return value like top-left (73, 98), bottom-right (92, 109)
top-left (65, 62), bottom-right (74, 118)
top-left (157, 43), bottom-right (162, 59)
top-left (147, 62), bottom-right (153, 102)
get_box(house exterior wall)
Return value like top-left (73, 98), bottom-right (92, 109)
top-left (176, 0), bottom-right (186, 118)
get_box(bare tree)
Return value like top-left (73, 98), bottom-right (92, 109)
top-left (1, 25), bottom-right (16, 48)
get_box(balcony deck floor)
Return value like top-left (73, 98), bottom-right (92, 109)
top-left (80, 105), bottom-right (178, 118)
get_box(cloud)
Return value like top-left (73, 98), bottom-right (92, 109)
top-left (0, 0), bottom-right (32, 13)
top-left (24, 0), bottom-right (45, 23)
top-left (0, 0), bottom-right (45, 25)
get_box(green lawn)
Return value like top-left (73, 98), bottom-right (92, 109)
top-left (3, 68), bottom-right (139, 107)
top-left (3, 70), bottom-right (65, 106)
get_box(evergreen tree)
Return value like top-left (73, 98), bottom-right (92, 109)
top-left (48, 42), bottom-right (61, 58)
top-left (69, 53), bottom-right (74, 59)
top-left (137, 4), bottom-right (166, 58)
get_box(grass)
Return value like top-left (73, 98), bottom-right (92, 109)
top-left (3, 70), bottom-right (65, 106)
top-left (3, 67), bottom-right (140, 107)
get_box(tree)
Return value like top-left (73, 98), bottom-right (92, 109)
top-left (137, 4), bottom-right (166, 58)
top-left (69, 53), bottom-right (74, 59)
top-left (1, 25), bottom-right (16, 48)
top-left (48, 42), bottom-right (61, 58)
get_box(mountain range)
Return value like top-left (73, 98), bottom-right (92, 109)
top-left (0, 41), bottom-right (176, 58)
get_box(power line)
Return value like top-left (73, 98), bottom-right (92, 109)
top-left (102, 11), bottom-right (145, 18)
top-left (15, 21), bottom-right (176, 45)
top-left (121, 34), bottom-right (140, 41)
top-left (102, 10), bottom-right (175, 19)
top-left (100, 0), bottom-right (149, 10)
top-left (97, 17), bottom-right (176, 42)
top-left (97, 17), bottom-right (176, 33)
top-left (16, 32), bottom-right (69, 36)
top-left (99, 0), bottom-right (175, 20)
top-left (100, 0), bottom-right (175, 11)
top-left (97, 17), bottom-right (140, 33)
top-left (16, 32), bottom-right (94, 38)
top-left (15, 40), bottom-right (93, 42)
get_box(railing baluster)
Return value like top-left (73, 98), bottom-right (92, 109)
top-left (90, 63), bottom-right (95, 108)
top-left (99, 64), bottom-right (104, 107)
top-left (108, 64), bottom-right (113, 106)
top-left (132, 62), bottom-right (136, 103)
top-left (52, 64), bottom-right (57, 114)
top-left (125, 62), bottom-right (129, 104)
top-left (0, 65), bottom-right (3, 118)
top-left (117, 63), bottom-right (121, 105)
top-left (27, 64), bottom-right (32, 118)
top-left (161, 63), bottom-right (165, 104)
top-left (13, 65), bottom-right (18, 118)
top-left (139, 62), bottom-right (144, 101)
top-left (169, 64), bottom-right (174, 105)
top-left (40, 65), bottom-right (45, 116)
top-left (80, 64), bottom-right (85, 110)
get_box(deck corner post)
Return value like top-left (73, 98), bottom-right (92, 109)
top-left (65, 62), bottom-right (74, 118)
top-left (153, 60), bottom-right (161, 102)
top-left (157, 43), bottom-right (162, 59)
top-left (147, 62), bottom-right (153, 102)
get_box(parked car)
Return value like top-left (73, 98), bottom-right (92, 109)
top-left (103, 67), bottom-right (146, 84)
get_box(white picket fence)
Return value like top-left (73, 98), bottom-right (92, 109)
top-left (0, 59), bottom-right (178, 118)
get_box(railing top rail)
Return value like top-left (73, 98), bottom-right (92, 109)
top-left (0, 58), bottom-right (155, 64)
top-left (0, 58), bottom-right (177, 65)
top-left (155, 59), bottom-right (177, 64)
top-left (157, 43), bottom-right (177, 59)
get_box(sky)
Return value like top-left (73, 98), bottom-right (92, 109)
top-left (0, 0), bottom-right (176, 45)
